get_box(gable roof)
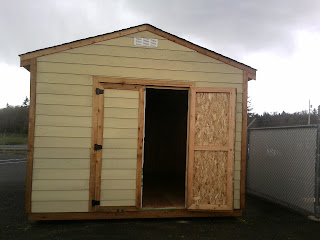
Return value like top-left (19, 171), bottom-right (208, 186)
top-left (20, 24), bottom-right (256, 79)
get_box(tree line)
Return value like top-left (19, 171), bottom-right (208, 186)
top-left (247, 98), bottom-right (319, 128)
top-left (0, 97), bottom-right (29, 135)
top-left (248, 110), bottom-right (319, 128)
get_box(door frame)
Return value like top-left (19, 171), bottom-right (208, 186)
top-left (142, 86), bottom-right (190, 209)
top-left (89, 76), bottom-right (194, 212)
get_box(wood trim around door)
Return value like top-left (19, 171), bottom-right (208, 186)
top-left (94, 76), bottom-right (194, 88)
top-left (136, 87), bottom-right (145, 209)
top-left (89, 77), bottom-right (104, 212)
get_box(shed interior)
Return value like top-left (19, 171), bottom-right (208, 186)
top-left (142, 88), bottom-right (188, 209)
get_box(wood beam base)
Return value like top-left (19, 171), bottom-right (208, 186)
top-left (28, 209), bottom-right (242, 221)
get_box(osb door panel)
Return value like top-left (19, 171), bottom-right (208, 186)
top-left (92, 83), bottom-right (144, 211)
top-left (187, 88), bottom-right (236, 211)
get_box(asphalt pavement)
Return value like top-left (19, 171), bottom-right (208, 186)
top-left (0, 152), bottom-right (319, 240)
top-left (0, 145), bottom-right (27, 151)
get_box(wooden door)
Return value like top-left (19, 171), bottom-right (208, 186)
top-left (92, 83), bottom-right (144, 211)
top-left (187, 88), bottom-right (236, 211)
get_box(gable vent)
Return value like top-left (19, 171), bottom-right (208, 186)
top-left (134, 38), bottom-right (158, 47)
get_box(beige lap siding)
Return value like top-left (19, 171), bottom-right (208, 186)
top-left (36, 30), bottom-right (243, 210)
top-left (100, 89), bottom-right (139, 207)
top-left (32, 76), bottom-right (92, 213)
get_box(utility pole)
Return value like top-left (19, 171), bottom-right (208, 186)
top-left (308, 99), bottom-right (312, 125)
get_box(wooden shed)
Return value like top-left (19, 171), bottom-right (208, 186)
top-left (19, 24), bottom-right (256, 220)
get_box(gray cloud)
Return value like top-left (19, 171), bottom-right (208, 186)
top-left (0, 0), bottom-right (138, 65)
top-left (1, 0), bottom-right (319, 65)
top-left (123, 0), bottom-right (320, 59)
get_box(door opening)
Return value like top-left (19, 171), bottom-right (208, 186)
top-left (142, 88), bottom-right (188, 209)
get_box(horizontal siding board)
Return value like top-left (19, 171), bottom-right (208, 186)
top-left (104, 108), bottom-right (139, 119)
top-left (38, 52), bottom-right (242, 74)
top-left (64, 44), bottom-right (230, 64)
top-left (36, 104), bottom-right (92, 117)
top-left (236, 133), bottom-right (241, 142)
top-left (194, 81), bottom-right (242, 93)
top-left (32, 190), bottom-right (89, 201)
top-left (104, 118), bottom-right (138, 129)
top-left (37, 62), bottom-right (242, 84)
top-left (236, 113), bottom-right (242, 122)
top-left (35, 126), bottom-right (91, 138)
top-left (101, 180), bottom-right (136, 190)
top-left (33, 148), bottom-right (90, 159)
top-left (100, 200), bottom-right (135, 207)
top-left (33, 158), bottom-right (90, 169)
top-left (102, 159), bottom-right (137, 169)
top-left (32, 180), bottom-right (89, 190)
top-left (234, 190), bottom-right (240, 199)
top-left (234, 199), bottom-right (240, 209)
top-left (103, 139), bottom-right (137, 149)
top-left (235, 160), bottom-right (241, 170)
top-left (33, 169), bottom-right (90, 180)
top-left (100, 190), bottom-right (135, 200)
top-left (34, 137), bottom-right (91, 148)
top-left (103, 128), bottom-right (138, 139)
top-left (236, 122), bottom-right (242, 132)
top-left (235, 170), bottom-right (240, 180)
top-left (104, 97), bottom-right (139, 109)
top-left (102, 149), bottom-right (137, 159)
top-left (234, 180), bottom-right (240, 190)
top-left (235, 151), bottom-right (241, 161)
top-left (235, 141), bottom-right (241, 152)
top-left (101, 169), bottom-right (136, 180)
top-left (35, 115), bottom-right (92, 127)
top-left (32, 201), bottom-right (88, 213)
top-left (37, 82), bottom-right (92, 96)
top-left (37, 72), bottom-right (92, 86)
top-left (37, 94), bottom-right (92, 106)
top-left (104, 89), bottom-right (139, 99)
top-left (236, 102), bottom-right (242, 112)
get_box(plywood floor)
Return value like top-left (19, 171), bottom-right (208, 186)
top-left (142, 181), bottom-right (185, 209)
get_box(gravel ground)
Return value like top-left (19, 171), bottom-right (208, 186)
top-left (0, 153), bottom-right (319, 240)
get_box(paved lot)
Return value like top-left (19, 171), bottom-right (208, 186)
top-left (0, 145), bottom-right (27, 151)
top-left (0, 152), bottom-right (319, 240)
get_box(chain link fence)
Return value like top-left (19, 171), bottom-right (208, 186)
top-left (247, 125), bottom-right (320, 216)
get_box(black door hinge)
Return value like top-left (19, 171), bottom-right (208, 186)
top-left (96, 88), bottom-right (104, 95)
top-left (92, 200), bottom-right (100, 206)
top-left (94, 144), bottom-right (102, 151)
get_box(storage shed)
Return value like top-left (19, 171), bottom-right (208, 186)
top-left (19, 24), bottom-right (256, 220)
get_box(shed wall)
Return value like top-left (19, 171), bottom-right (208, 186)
top-left (32, 31), bottom-right (243, 212)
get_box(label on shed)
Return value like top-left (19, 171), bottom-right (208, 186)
top-left (134, 38), bottom-right (158, 47)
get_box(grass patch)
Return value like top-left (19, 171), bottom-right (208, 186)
top-left (0, 134), bottom-right (28, 145)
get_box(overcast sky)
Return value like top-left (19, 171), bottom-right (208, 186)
top-left (1, 0), bottom-right (319, 114)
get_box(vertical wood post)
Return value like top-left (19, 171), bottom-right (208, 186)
top-left (25, 58), bottom-right (37, 213)
top-left (240, 71), bottom-right (248, 209)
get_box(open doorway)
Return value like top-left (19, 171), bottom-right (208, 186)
top-left (142, 88), bottom-right (188, 209)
